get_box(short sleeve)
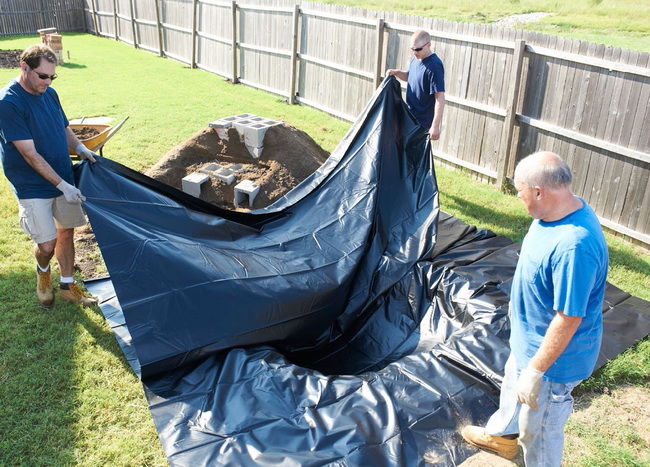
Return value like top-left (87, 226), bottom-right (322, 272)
top-left (0, 100), bottom-right (32, 144)
top-left (552, 247), bottom-right (598, 317)
top-left (429, 59), bottom-right (445, 95)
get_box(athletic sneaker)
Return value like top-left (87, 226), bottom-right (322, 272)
top-left (59, 282), bottom-right (98, 307)
top-left (36, 266), bottom-right (54, 307)
top-left (460, 425), bottom-right (519, 460)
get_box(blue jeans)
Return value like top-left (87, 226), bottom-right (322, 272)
top-left (485, 354), bottom-right (581, 466)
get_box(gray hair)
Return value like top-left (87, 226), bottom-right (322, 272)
top-left (514, 151), bottom-right (572, 190)
top-left (411, 29), bottom-right (431, 44)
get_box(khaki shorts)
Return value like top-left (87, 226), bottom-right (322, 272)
top-left (18, 196), bottom-right (87, 244)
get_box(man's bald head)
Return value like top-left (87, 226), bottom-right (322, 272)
top-left (411, 30), bottom-right (431, 45)
top-left (514, 151), bottom-right (573, 190)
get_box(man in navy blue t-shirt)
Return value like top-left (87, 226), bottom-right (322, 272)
top-left (461, 152), bottom-right (608, 466)
top-left (386, 29), bottom-right (445, 141)
top-left (0, 44), bottom-right (99, 307)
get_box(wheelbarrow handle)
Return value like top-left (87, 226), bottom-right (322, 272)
top-left (94, 116), bottom-right (129, 153)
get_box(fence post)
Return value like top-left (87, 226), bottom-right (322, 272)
top-left (154, 0), bottom-right (164, 57)
top-left (112, 0), bottom-right (119, 40)
top-left (288, 4), bottom-right (300, 104)
top-left (81, 0), bottom-right (89, 32)
top-left (374, 18), bottom-right (385, 88)
top-left (129, 0), bottom-right (138, 48)
top-left (90, 0), bottom-right (100, 35)
top-left (191, 0), bottom-right (198, 68)
top-left (231, 0), bottom-right (238, 83)
top-left (496, 39), bottom-right (526, 191)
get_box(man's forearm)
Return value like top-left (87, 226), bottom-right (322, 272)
top-left (529, 311), bottom-right (582, 372)
top-left (13, 140), bottom-right (63, 186)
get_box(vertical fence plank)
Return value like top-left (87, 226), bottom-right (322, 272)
top-left (113, 0), bottom-right (119, 39)
top-left (288, 3), bottom-right (300, 104)
top-left (129, 0), bottom-right (138, 48)
top-left (374, 17), bottom-right (385, 88)
top-left (497, 39), bottom-right (526, 190)
top-left (91, 0), bottom-right (100, 34)
top-left (154, 0), bottom-right (164, 56)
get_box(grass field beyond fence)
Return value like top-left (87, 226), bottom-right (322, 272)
top-left (0, 33), bottom-right (648, 466)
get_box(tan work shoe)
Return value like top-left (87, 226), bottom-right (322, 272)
top-left (59, 282), bottom-right (98, 307)
top-left (461, 425), bottom-right (519, 460)
top-left (36, 267), bottom-right (54, 307)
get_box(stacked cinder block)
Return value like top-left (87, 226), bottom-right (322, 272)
top-left (209, 114), bottom-right (281, 159)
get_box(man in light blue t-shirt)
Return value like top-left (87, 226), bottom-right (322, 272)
top-left (0, 44), bottom-right (99, 307)
top-left (461, 151), bottom-right (608, 466)
top-left (386, 29), bottom-right (445, 141)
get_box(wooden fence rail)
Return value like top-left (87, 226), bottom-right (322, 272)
top-left (1, 0), bottom-right (648, 246)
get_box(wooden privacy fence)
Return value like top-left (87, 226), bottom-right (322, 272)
top-left (0, 0), bottom-right (86, 35)
top-left (3, 0), bottom-right (649, 246)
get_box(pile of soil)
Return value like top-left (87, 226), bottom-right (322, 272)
top-left (75, 123), bottom-right (330, 278)
top-left (145, 125), bottom-right (329, 211)
top-left (72, 126), bottom-right (100, 140)
top-left (0, 49), bottom-right (21, 69)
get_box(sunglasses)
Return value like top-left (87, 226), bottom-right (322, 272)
top-left (410, 42), bottom-right (430, 52)
top-left (31, 69), bottom-right (57, 81)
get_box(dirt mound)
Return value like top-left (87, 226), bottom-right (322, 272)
top-left (0, 49), bottom-right (21, 69)
top-left (76, 122), bottom-right (330, 278)
top-left (145, 124), bottom-right (329, 211)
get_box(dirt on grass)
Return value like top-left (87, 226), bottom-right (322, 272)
top-left (0, 49), bottom-right (21, 68)
top-left (75, 123), bottom-right (330, 278)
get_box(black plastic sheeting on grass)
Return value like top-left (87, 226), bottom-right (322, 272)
top-left (78, 77), bottom-right (650, 466)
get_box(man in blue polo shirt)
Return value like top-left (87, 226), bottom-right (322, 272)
top-left (461, 151), bottom-right (608, 466)
top-left (386, 29), bottom-right (446, 141)
top-left (0, 44), bottom-right (99, 307)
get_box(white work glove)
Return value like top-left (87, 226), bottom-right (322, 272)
top-left (75, 143), bottom-right (98, 163)
top-left (516, 366), bottom-right (544, 410)
top-left (56, 180), bottom-right (86, 203)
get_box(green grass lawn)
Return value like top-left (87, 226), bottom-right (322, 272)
top-left (0, 33), bottom-right (647, 465)
top-left (322, 0), bottom-right (650, 52)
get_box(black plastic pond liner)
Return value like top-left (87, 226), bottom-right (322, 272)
top-left (78, 77), bottom-right (650, 466)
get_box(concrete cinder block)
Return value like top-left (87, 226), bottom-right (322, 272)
top-left (244, 123), bottom-right (269, 148)
top-left (215, 168), bottom-right (235, 185)
top-left (233, 119), bottom-right (251, 139)
top-left (199, 163), bottom-right (222, 174)
top-left (208, 119), bottom-right (232, 129)
top-left (234, 179), bottom-right (260, 208)
top-left (182, 172), bottom-right (209, 198)
top-left (245, 144), bottom-right (264, 159)
top-left (229, 163), bottom-right (244, 173)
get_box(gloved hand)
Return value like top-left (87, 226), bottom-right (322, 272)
top-left (516, 366), bottom-right (544, 410)
top-left (56, 180), bottom-right (86, 203)
top-left (75, 143), bottom-right (98, 163)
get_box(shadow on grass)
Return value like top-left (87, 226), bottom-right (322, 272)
top-left (443, 193), bottom-right (531, 242)
top-left (60, 62), bottom-right (87, 69)
top-left (0, 268), bottom-right (132, 464)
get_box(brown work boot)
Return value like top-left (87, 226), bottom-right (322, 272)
top-left (461, 425), bottom-right (519, 460)
top-left (36, 266), bottom-right (54, 307)
top-left (59, 282), bottom-right (98, 307)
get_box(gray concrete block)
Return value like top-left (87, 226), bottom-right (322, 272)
top-left (234, 179), bottom-right (260, 208)
top-left (182, 172), bottom-right (209, 198)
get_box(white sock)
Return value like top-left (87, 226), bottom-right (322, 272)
top-left (60, 276), bottom-right (74, 284)
top-left (37, 264), bottom-right (50, 273)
